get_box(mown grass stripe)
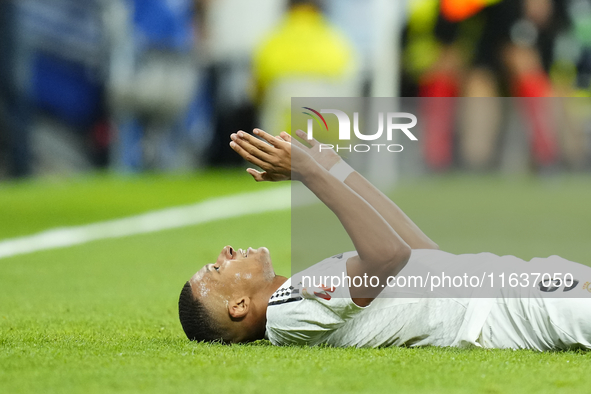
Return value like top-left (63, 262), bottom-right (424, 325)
top-left (0, 186), bottom-right (291, 260)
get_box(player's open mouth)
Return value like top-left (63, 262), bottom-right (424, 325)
top-left (237, 248), bottom-right (248, 258)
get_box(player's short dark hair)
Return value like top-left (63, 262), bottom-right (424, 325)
top-left (178, 281), bottom-right (225, 342)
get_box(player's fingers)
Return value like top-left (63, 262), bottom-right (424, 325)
top-left (246, 168), bottom-right (267, 182)
top-left (295, 129), bottom-right (318, 147)
top-left (231, 133), bottom-right (273, 162)
top-left (230, 140), bottom-right (267, 168)
top-left (253, 128), bottom-right (285, 148)
top-left (279, 131), bottom-right (292, 143)
top-left (290, 136), bottom-right (309, 151)
top-left (236, 130), bottom-right (274, 154)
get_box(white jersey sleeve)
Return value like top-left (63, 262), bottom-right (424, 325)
top-left (266, 252), bottom-right (366, 346)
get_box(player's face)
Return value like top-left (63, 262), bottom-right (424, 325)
top-left (189, 245), bottom-right (276, 302)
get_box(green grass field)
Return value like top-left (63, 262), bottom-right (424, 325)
top-left (1, 171), bottom-right (591, 394)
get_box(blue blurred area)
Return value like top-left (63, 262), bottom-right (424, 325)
top-left (32, 53), bottom-right (103, 127)
top-left (0, 0), bottom-right (209, 177)
top-left (29, 0), bottom-right (196, 126)
top-left (131, 0), bottom-right (195, 51)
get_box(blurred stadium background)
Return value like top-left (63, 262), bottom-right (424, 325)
top-left (0, 0), bottom-right (590, 178)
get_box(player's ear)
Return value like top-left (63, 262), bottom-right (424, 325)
top-left (228, 296), bottom-right (250, 320)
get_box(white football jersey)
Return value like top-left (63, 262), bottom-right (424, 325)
top-left (265, 249), bottom-right (591, 349)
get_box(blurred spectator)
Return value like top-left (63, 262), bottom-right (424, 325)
top-left (402, 0), bottom-right (577, 171)
top-left (0, 0), bottom-right (108, 178)
top-left (108, 0), bottom-right (203, 172)
top-left (0, 0), bottom-right (213, 176)
top-left (252, 0), bottom-right (359, 139)
top-left (198, 0), bottom-right (284, 166)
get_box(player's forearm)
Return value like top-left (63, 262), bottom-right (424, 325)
top-left (299, 162), bottom-right (410, 269)
top-left (289, 129), bottom-right (437, 250)
top-left (343, 171), bottom-right (439, 250)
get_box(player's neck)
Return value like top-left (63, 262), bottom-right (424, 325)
top-left (266, 275), bottom-right (288, 299)
top-left (243, 276), bottom-right (287, 342)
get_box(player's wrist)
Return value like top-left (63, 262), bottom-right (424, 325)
top-left (328, 159), bottom-right (354, 182)
top-left (294, 158), bottom-right (323, 182)
top-left (322, 155), bottom-right (342, 172)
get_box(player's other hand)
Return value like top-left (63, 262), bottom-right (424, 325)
top-left (287, 129), bottom-right (341, 171)
top-left (230, 129), bottom-right (314, 182)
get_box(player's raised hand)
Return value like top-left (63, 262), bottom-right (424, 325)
top-left (290, 129), bottom-right (341, 171)
top-left (230, 129), bottom-right (316, 182)
top-left (230, 129), bottom-right (290, 182)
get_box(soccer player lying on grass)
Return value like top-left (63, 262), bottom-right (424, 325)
top-left (179, 128), bottom-right (591, 351)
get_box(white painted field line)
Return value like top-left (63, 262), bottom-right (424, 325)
top-left (0, 186), bottom-right (291, 260)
